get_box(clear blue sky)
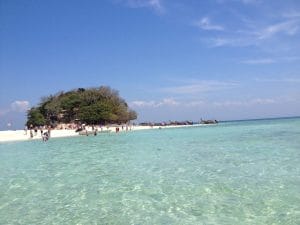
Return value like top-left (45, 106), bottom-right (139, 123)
top-left (1, 0), bottom-right (300, 129)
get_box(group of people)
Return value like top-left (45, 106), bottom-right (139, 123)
top-left (42, 131), bottom-right (50, 141)
top-left (24, 125), bottom-right (51, 142)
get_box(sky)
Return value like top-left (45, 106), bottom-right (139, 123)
top-left (1, 0), bottom-right (300, 130)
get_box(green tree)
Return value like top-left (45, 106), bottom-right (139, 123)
top-left (26, 86), bottom-right (137, 126)
top-left (78, 101), bottom-right (117, 124)
top-left (26, 108), bottom-right (46, 127)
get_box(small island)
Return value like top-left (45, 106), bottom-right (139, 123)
top-left (26, 86), bottom-right (137, 128)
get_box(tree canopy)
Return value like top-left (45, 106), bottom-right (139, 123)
top-left (26, 86), bottom-right (137, 126)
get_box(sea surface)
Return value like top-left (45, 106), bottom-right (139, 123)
top-left (0, 118), bottom-right (299, 224)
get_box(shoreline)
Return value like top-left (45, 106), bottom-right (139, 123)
top-left (0, 124), bottom-right (203, 143)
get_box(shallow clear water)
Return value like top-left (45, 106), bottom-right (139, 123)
top-left (0, 118), bottom-right (300, 224)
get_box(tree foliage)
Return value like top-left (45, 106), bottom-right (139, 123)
top-left (26, 108), bottom-right (46, 127)
top-left (26, 86), bottom-right (137, 126)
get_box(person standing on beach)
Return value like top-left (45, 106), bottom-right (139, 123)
top-left (43, 131), bottom-right (49, 141)
top-left (30, 129), bottom-right (33, 138)
top-left (47, 126), bottom-right (51, 138)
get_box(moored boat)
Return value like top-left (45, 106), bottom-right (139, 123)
top-left (78, 130), bottom-right (111, 135)
top-left (200, 119), bottom-right (218, 124)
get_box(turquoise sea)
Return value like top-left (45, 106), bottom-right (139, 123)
top-left (0, 118), bottom-right (300, 224)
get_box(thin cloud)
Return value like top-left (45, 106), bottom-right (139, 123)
top-left (241, 0), bottom-right (261, 4)
top-left (130, 100), bottom-right (156, 107)
top-left (205, 18), bottom-right (300, 48)
top-left (123, 0), bottom-right (164, 13)
top-left (162, 80), bottom-right (238, 94)
top-left (130, 98), bottom-right (179, 108)
top-left (11, 100), bottom-right (30, 112)
top-left (254, 77), bottom-right (300, 83)
top-left (131, 97), bottom-right (281, 109)
top-left (213, 98), bottom-right (276, 107)
top-left (257, 20), bottom-right (299, 40)
top-left (158, 98), bottom-right (179, 106)
top-left (194, 17), bottom-right (224, 31)
top-left (210, 38), bottom-right (231, 47)
top-left (207, 37), bottom-right (257, 47)
top-left (241, 56), bottom-right (300, 64)
top-left (216, 0), bottom-right (261, 4)
top-left (0, 100), bottom-right (30, 116)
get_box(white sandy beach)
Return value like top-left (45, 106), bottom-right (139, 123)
top-left (0, 129), bottom-right (79, 142)
top-left (0, 124), bottom-right (200, 143)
